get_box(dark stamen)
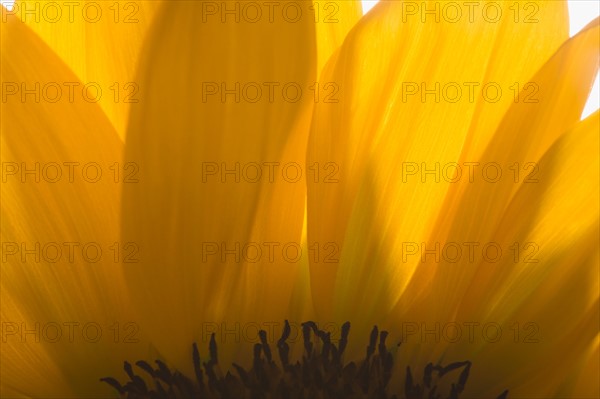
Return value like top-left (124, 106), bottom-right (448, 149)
top-left (191, 343), bottom-right (204, 390)
top-left (101, 320), bottom-right (509, 399)
top-left (258, 329), bottom-right (272, 363)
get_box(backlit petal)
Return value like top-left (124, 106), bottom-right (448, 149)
top-left (401, 18), bottom-right (599, 323)
top-left (121, 0), bottom-right (316, 373)
top-left (440, 113), bottom-right (599, 397)
top-left (1, 14), bottom-right (146, 397)
top-left (5, 0), bottom-right (161, 138)
top-left (306, 0), bottom-right (570, 342)
top-left (312, 0), bottom-right (361, 75)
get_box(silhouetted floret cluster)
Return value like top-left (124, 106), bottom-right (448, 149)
top-left (102, 320), bottom-right (509, 399)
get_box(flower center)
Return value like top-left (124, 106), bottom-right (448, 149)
top-left (101, 320), bottom-right (509, 398)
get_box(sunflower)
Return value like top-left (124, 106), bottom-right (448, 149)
top-left (1, 0), bottom-right (598, 398)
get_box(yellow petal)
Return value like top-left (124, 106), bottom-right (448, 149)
top-left (404, 18), bottom-right (600, 322)
top-left (1, 14), bottom-right (145, 397)
top-left (382, 20), bottom-right (599, 393)
top-left (312, 0), bottom-right (361, 75)
top-left (1, 295), bottom-right (72, 397)
top-left (459, 111), bottom-right (600, 320)
top-left (5, 0), bottom-right (161, 138)
top-left (572, 332), bottom-right (600, 398)
top-left (443, 112), bottom-right (599, 397)
top-left (306, 0), bottom-right (569, 338)
top-left (121, 0), bottom-right (316, 373)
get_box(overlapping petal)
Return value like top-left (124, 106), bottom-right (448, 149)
top-left (306, 0), bottom-right (571, 339)
top-left (397, 17), bottom-right (599, 322)
top-left (312, 0), bottom-right (361, 74)
top-left (381, 20), bottom-right (599, 398)
top-left (1, 14), bottom-right (147, 397)
top-left (410, 112), bottom-right (599, 397)
top-left (121, 0), bottom-right (317, 374)
top-left (6, 0), bottom-right (161, 138)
